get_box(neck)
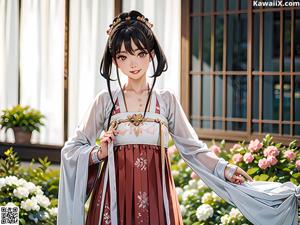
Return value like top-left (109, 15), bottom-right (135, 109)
top-left (124, 75), bottom-right (149, 93)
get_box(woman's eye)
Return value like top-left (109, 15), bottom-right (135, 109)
top-left (138, 52), bottom-right (147, 57)
top-left (117, 56), bottom-right (126, 61)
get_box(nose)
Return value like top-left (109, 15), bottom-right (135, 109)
top-left (130, 58), bottom-right (137, 68)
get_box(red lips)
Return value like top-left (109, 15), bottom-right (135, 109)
top-left (130, 69), bottom-right (141, 74)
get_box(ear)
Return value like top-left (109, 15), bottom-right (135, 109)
top-left (149, 50), bottom-right (155, 62)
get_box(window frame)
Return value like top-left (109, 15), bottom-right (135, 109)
top-left (181, 0), bottom-right (300, 146)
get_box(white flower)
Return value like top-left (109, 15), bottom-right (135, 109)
top-left (180, 205), bottom-right (186, 217)
top-left (21, 198), bottom-right (40, 211)
top-left (5, 202), bottom-right (17, 208)
top-left (229, 208), bottom-right (243, 220)
top-left (183, 185), bottom-right (189, 190)
top-left (172, 170), bottom-right (179, 177)
top-left (13, 186), bottom-right (29, 199)
top-left (211, 192), bottom-right (222, 202)
top-left (178, 159), bottom-right (186, 167)
top-left (196, 204), bottom-right (214, 221)
top-left (5, 176), bottom-right (19, 186)
top-left (182, 189), bottom-right (198, 201)
top-left (175, 187), bottom-right (183, 197)
top-left (0, 178), bottom-right (6, 189)
top-left (186, 167), bottom-right (192, 172)
top-left (23, 182), bottom-right (37, 194)
top-left (33, 185), bottom-right (44, 195)
top-left (41, 211), bottom-right (50, 220)
top-left (197, 179), bottom-right (208, 189)
top-left (15, 178), bottom-right (27, 187)
top-left (220, 214), bottom-right (230, 224)
top-left (48, 207), bottom-right (58, 216)
top-left (188, 179), bottom-right (198, 189)
top-left (35, 194), bottom-right (51, 208)
top-left (201, 192), bottom-right (213, 204)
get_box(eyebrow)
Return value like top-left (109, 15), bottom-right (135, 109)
top-left (117, 48), bottom-right (146, 54)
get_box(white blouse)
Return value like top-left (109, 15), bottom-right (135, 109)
top-left (57, 87), bottom-right (300, 225)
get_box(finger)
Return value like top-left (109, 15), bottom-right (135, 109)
top-left (237, 170), bottom-right (252, 182)
top-left (103, 133), bottom-right (110, 138)
top-left (234, 179), bottom-right (241, 184)
top-left (233, 177), bottom-right (243, 185)
top-left (231, 174), bottom-right (241, 181)
top-left (107, 133), bottom-right (116, 141)
top-left (231, 174), bottom-right (244, 183)
top-left (104, 132), bottom-right (115, 139)
top-left (231, 177), bottom-right (241, 184)
top-left (236, 168), bottom-right (253, 181)
top-left (105, 133), bottom-right (115, 140)
top-left (102, 137), bottom-right (111, 144)
top-left (236, 176), bottom-right (245, 183)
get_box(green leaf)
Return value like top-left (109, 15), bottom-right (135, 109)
top-left (253, 175), bottom-right (260, 181)
top-left (247, 167), bottom-right (260, 175)
top-left (268, 176), bottom-right (278, 182)
top-left (259, 174), bottom-right (269, 181)
top-left (290, 177), bottom-right (298, 185)
top-left (19, 218), bottom-right (26, 225)
top-left (292, 173), bottom-right (300, 179)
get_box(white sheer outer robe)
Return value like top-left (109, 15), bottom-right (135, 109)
top-left (57, 87), bottom-right (300, 225)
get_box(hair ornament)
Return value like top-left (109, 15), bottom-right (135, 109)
top-left (106, 15), bottom-right (153, 35)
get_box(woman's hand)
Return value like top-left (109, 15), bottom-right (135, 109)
top-left (224, 164), bottom-right (253, 184)
top-left (98, 128), bottom-right (119, 160)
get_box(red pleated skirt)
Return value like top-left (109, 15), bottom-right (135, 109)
top-left (85, 144), bottom-right (183, 225)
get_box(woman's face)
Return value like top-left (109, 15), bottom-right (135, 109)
top-left (114, 39), bottom-right (154, 81)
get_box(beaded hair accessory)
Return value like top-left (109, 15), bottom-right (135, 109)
top-left (106, 15), bottom-right (153, 35)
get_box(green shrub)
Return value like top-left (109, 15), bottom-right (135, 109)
top-left (0, 105), bottom-right (45, 132)
top-left (0, 148), bottom-right (59, 225)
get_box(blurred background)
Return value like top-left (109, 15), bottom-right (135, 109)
top-left (0, 0), bottom-right (300, 163)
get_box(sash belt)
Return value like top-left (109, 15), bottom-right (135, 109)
top-left (98, 117), bottom-right (170, 225)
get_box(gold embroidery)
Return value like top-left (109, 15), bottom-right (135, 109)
top-left (127, 113), bottom-right (144, 126)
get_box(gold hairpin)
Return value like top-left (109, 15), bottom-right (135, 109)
top-left (106, 15), bottom-right (153, 36)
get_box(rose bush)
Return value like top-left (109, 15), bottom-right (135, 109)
top-left (168, 135), bottom-right (299, 225)
top-left (227, 135), bottom-right (300, 185)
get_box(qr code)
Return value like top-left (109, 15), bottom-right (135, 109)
top-left (0, 206), bottom-right (19, 225)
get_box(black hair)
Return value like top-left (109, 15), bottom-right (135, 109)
top-left (100, 10), bottom-right (168, 131)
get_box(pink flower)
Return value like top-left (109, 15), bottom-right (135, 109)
top-left (248, 139), bottom-right (263, 153)
top-left (190, 171), bottom-right (199, 180)
top-left (284, 150), bottom-right (296, 161)
top-left (243, 153), bottom-right (254, 164)
top-left (210, 145), bottom-right (221, 156)
top-left (295, 160), bottom-right (300, 171)
top-left (263, 146), bottom-right (279, 157)
top-left (167, 145), bottom-right (177, 155)
top-left (233, 144), bottom-right (241, 149)
top-left (258, 158), bottom-right (270, 170)
top-left (266, 156), bottom-right (278, 166)
top-left (232, 153), bottom-right (243, 164)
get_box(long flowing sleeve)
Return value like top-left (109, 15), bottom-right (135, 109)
top-left (161, 89), bottom-right (300, 225)
top-left (165, 89), bottom-right (228, 179)
top-left (57, 90), bottom-right (110, 225)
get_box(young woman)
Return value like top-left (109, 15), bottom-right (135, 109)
top-left (58, 10), bottom-right (300, 225)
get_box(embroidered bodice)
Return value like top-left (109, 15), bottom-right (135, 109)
top-left (108, 89), bottom-right (169, 148)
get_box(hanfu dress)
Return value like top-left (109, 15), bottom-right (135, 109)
top-left (58, 87), bottom-right (300, 225)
